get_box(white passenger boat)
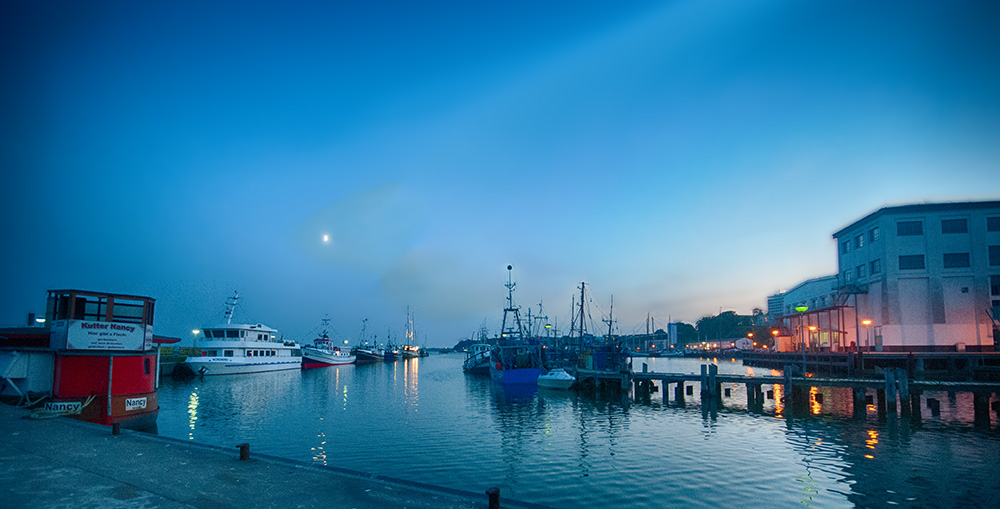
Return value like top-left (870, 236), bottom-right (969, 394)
top-left (537, 368), bottom-right (575, 390)
top-left (181, 292), bottom-right (301, 376)
top-left (302, 318), bottom-right (355, 368)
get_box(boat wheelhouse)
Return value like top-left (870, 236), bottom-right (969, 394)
top-left (181, 292), bottom-right (300, 375)
top-left (0, 289), bottom-right (159, 430)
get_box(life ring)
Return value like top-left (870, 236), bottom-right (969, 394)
top-left (495, 362), bottom-right (503, 371)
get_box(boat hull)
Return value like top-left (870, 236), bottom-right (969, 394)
top-left (301, 350), bottom-right (355, 368)
top-left (182, 357), bottom-right (301, 375)
top-left (489, 365), bottom-right (543, 384)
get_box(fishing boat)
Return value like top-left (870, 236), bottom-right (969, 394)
top-left (301, 318), bottom-right (355, 368)
top-left (351, 319), bottom-right (384, 363)
top-left (463, 341), bottom-right (492, 375)
top-left (489, 265), bottom-right (544, 384)
top-left (181, 292), bottom-right (301, 376)
top-left (537, 368), bottom-right (576, 390)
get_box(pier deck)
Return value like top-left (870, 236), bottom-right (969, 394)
top-left (0, 404), bottom-right (544, 509)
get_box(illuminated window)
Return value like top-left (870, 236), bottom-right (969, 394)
top-left (855, 234), bottom-right (865, 249)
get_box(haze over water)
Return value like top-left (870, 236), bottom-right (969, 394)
top-left (155, 355), bottom-right (1000, 508)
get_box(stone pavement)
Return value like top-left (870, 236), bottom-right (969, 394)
top-left (0, 404), bottom-right (546, 508)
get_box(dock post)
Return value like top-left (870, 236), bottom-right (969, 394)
top-left (884, 369), bottom-right (897, 415)
top-left (754, 385), bottom-right (764, 413)
top-left (783, 365), bottom-right (793, 410)
top-left (675, 383), bottom-right (685, 407)
top-left (746, 384), bottom-right (756, 413)
top-left (112, 422), bottom-right (121, 436)
top-left (896, 369), bottom-right (910, 418)
top-left (486, 487), bottom-right (500, 509)
top-left (700, 365), bottom-right (708, 404)
top-left (853, 387), bottom-right (867, 418)
top-left (914, 358), bottom-right (925, 379)
top-left (876, 388), bottom-right (887, 421)
top-left (910, 390), bottom-right (922, 423)
top-left (973, 392), bottom-right (991, 429)
top-left (926, 397), bottom-right (941, 417)
top-left (709, 364), bottom-right (720, 405)
top-left (237, 443), bottom-right (250, 461)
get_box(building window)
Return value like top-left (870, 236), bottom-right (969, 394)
top-left (899, 254), bottom-right (925, 270)
top-left (869, 227), bottom-right (880, 242)
top-left (856, 264), bottom-right (867, 280)
top-left (990, 245), bottom-right (1000, 266)
top-left (855, 234), bottom-right (865, 249)
top-left (843, 270), bottom-right (853, 283)
top-left (870, 259), bottom-right (882, 274)
top-left (897, 221), bottom-right (923, 236)
top-left (841, 240), bottom-right (850, 254)
top-left (987, 217), bottom-right (1000, 232)
top-left (941, 218), bottom-right (968, 234)
top-left (991, 275), bottom-right (1000, 308)
top-left (943, 253), bottom-right (971, 268)
top-left (224, 350), bottom-right (234, 357)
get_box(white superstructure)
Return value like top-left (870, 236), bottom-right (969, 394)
top-left (183, 292), bottom-right (301, 375)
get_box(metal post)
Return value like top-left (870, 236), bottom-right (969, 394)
top-left (238, 443), bottom-right (250, 461)
top-left (486, 487), bottom-right (500, 509)
top-left (107, 356), bottom-right (114, 418)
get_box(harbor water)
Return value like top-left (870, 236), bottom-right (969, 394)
top-left (155, 354), bottom-right (1000, 508)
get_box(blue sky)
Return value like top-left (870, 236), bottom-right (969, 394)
top-left (2, 1), bottom-right (999, 346)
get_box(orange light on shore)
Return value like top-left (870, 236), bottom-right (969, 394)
top-left (862, 319), bottom-right (872, 326)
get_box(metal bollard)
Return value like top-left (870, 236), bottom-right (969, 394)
top-left (237, 443), bottom-right (250, 461)
top-left (486, 487), bottom-right (500, 509)
top-left (112, 423), bottom-right (121, 435)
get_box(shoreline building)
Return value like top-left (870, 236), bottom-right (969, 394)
top-left (832, 201), bottom-right (1000, 352)
top-left (769, 201), bottom-right (1000, 353)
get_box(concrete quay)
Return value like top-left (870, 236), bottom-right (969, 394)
top-left (0, 404), bottom-right (545, 509)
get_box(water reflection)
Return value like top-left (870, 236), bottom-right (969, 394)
top-left (153, 354), bottom-right (1000, 509)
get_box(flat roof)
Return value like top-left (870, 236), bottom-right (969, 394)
top-left (832, 200), bottom-right (1000, 238)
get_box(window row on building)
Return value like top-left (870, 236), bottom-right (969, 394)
top-left (840, 217), bottom-right (1000, 255)
top-left (841, 246), bottom-right (1000, 284)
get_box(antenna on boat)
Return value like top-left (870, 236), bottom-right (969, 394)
top-left (500, 265), bottom-right (525, 341)
top-left (321, 315), bottom-right (330, 341)
top-left (224, 291), bottom-right (239, 325)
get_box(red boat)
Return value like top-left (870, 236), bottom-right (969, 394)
top-left (0, 289), bottom-right (159, 430)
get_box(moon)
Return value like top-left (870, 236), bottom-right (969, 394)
top-left (322, 234), bottom-right (330, 243)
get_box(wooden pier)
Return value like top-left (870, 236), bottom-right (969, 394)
top-left (571, 362), bottom-right (1000, 427)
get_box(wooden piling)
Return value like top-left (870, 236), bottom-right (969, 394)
top-left (896, 369), bottom-right (911, 418)
top-left (910, 390), bottom-right (922, 423)
top-left (676, 382), bottom-right (686, 406)
top-left (853, 387), bottom-right (867, 418)
top-left (876, 388), bottom-right (886, 420)
top-left (973, 392), bottom-right (991, 428)
top-left (885, 369), bottom-right (897, 415)
top-left (700, 364), bottom-right (710, 405)
top-left (746, 384), bottom-right (756, 412)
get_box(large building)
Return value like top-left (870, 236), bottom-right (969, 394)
top-left (767, 201), bottom-right (1000, 353)
top-left (832, 201), bottom-right (1000, 351)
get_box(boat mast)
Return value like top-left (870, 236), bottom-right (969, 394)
top-left (604, 295), bottom-right (615, 339)
top-left (500, 265), bottom-right (524, 341)
top-left (224, 291), bottom-right (239, 325)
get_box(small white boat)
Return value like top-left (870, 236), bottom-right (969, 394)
top-left (301, 318), bottom-right (355, 369)
top-left (537, 368), bottom-right (575, 390)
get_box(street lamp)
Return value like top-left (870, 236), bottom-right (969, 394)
top-left (861, 319), bottom-right (872, 352)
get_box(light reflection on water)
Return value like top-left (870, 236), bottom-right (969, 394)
top-left (156, 354), bottom-right (1000, 508)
